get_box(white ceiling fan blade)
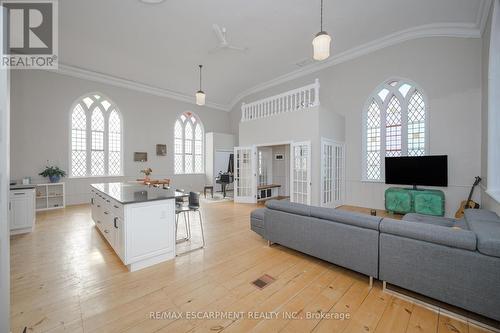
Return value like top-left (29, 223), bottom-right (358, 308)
top-left (212, 24), bottom-right (227, 45)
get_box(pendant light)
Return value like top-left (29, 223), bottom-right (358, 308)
top-left (312, 0), bottom-right (331, 61)
top-left (195, 65), bottom-right (206, 106)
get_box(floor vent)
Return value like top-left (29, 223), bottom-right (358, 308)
top-left (252, 274), bottom-right (275, 289)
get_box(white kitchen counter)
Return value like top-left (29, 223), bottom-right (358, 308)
top-left (90, 183), bottom-right (187, 272)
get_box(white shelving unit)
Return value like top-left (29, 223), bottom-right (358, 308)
top-left (35, 183), bottom-right (65, 211)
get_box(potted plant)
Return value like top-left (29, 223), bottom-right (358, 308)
top-left (140, 168), bottom-right (152, 181)
top-left (39, 165), bottom-right (67, 183)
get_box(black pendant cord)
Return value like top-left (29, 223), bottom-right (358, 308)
top-left (320, 0), bottom-right (323, 31)
top-left (199, 65), bottom-right (203, 91)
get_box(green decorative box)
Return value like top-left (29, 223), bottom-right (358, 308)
top-left (385, 188), bottom-right (412, 214)
top-left (385, 187), bottom-right (445, 216)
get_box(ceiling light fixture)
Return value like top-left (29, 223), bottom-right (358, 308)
top-left (195, 65), bottom-right (206, 106)
top-left (312, 0), bottom-right (331, 61)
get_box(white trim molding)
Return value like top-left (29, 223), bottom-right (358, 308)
top-left (477, 0), bottom-right (494, 35)
top-left (52, 64), bottom-right (230, 112)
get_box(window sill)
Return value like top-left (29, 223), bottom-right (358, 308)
top-left (486, 189), bottom-right (500, 204)
top-left (69, 175), bottom-right (125, 179)
top-left (360, 179), bottom-right (384, 184)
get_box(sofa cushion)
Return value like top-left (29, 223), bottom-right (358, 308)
top-left (463, 209), bottom-right (500, 257)
top-left (464, 209), bottom-right (500, 224)
top-left (266, 200), bottom-right (311, 217)
top-left (310, 207), bottom-right (381, 231)
top-left (380, 218), bottom-right (477, 251)
top-left (402, 213), bottom-right (469, 230)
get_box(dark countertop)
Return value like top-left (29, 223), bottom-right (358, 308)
top-left (91, 183), bottom-right (187, 205)
top-left (10, 184), bottom-right (37, 190)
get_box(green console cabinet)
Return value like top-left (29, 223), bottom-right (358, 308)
top-left (385, 187), bottom-right (445, 216)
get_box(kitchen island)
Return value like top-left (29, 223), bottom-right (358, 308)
top-left (90, 183), bottom-right (186, 272)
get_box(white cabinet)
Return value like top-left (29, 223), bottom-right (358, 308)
top-left (9, 189), bottom-right (35, 235)
top-left (35, 183), bottom-right (65, 211)
top-left (90, 187), bottom-right (175, 272)
top-left (113, 216), bottom-right (125, 261)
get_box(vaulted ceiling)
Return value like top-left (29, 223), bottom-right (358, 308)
top-left (59, 0), bottom-right (490, 110)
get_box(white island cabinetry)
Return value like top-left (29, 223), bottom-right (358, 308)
top-left (90, 183), bottom-right (178, 272)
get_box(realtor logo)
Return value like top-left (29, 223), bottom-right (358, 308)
top-left (1, 0), bottom-right (58, 69)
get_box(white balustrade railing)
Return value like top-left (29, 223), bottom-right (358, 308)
top-left (241, 79), bottom-right (320, 122)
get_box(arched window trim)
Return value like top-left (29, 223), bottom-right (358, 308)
top-left (362, 78), bottom-right (429, 182)
top-left (174, 111), bottom-right (204, 175)
top-left (69, 92), bottom-right (123, 178)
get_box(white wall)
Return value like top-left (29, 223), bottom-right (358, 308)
top-left (480, 3), bottom-right (500, 214)
top-left (232, 37), bottom-right (483, 216)
top-left (0, 19), bottom-right (11, 332)
top-left (10, 70), bottom-right (232, 205)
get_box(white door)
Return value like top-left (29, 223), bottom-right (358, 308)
top-left (291, 141), bottom-right (311, 205)
top-left (321, 139), bottom-right (345, 208)
top-left (234, 146), bottom-right (257, 203)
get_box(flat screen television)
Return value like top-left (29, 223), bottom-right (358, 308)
top-left (385, 155), bottom-right (448, 187)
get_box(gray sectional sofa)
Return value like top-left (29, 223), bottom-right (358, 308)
top-left (250, 200), bottom-right (500, 321)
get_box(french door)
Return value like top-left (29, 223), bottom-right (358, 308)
top-left (234, 146), bottom-right (257, 203)
top-left (321, 139), bottom-right (345, 208)
top-left (291, 141), bottom-right (311, 205)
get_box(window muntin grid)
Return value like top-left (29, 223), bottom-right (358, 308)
top-left (71, 105), bottom-right (87, 177)
top-left (70, 94), bottom-right (122, 177)
top-left (366, 100), bottom-right (381, 180)
top-left (108, 110), bottom-right (121, 176)
top-left (292, 144), bottom-right (309, 204)
top-left (385, 96), bottom-right (402, 158)
top-left (91, 109), bottom-right (105, 176)
top-left (235, 149), bottom-right (253, 197)
top-left (407, 91), bottom-right (426, 156)
top-left (174, 112), bottom-right (204, 174)
top-left (363, 80), bottom-right (427, 181)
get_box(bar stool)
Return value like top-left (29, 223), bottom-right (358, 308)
top-left (175, 191), bottom-right (206, 256)
top-left (175, 189), bottom-right (190, 243)
top-left (203, 185), bottom-right (214, 198)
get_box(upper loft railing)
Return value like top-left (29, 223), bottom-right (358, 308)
top-left (241, 79), bottom-right (320, 122)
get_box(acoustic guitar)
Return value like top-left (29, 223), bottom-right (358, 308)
top-left (455, 176), bottom-right (481, 218)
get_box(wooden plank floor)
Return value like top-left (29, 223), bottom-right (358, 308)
top-left (10, 202), bottom-right (495, 333)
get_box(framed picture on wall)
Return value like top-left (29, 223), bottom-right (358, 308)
top-left (134, 152), bottom-right (148, 162)
top-left (156, 144), bottom-right (167, 156)
top-left (275, 154), bottom-right (284, 160)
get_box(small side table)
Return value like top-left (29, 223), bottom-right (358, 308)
top-left (203, 185), bottom-right (214, 198)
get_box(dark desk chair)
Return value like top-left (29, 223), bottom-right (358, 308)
top-left (175, 191), bottom-right (205, 255)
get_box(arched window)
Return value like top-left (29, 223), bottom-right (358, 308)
top-left (70, 93), bottom-right (122, 177)
top-left (174, 112), bottom-right (204, 174)
top-left (363, 79), bottom-right (428, 181)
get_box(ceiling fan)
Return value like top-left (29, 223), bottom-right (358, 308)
top-left (210, 24), bottom-right (248, 53)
